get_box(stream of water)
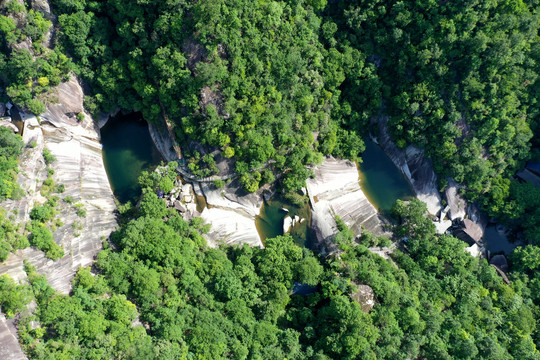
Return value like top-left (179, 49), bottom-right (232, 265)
top-left (101, 118), bottom-right (517, 255)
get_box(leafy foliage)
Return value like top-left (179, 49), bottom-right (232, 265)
top-left (16, 173), bottom-right (539, 359)
top-left (0, 209), bottom-right (29, 262)
top-left (0, 127), bottom-right (24, 200)
top-left (332, 0), bottom-right (539, 233)
top-left (0, 1), bottom-right (72, 113)
top-left (0, 274), bottom-right (31, 318)
top-left (28, 221), bottom-right (63, 260)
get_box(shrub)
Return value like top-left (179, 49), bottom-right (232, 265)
top-left (42, 148), bottom-right (56, 165)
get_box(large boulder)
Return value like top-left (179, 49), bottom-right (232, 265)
top-left (0, 120), bottom-right (18, 133)
top-left (350, 283), bottom-right (376, 313)
top-left (45, 77), bottom-right (85, 123)
top-left (283, 215), bottom-right (293, 234)
top-left (31, 0), bottom-right (53, 19)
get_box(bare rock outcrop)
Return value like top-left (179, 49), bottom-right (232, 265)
top-left (350, 283), bottom-right (376, 313)
top-left (198, 180), bottom-right (263, 248)
top-left (0, 313), bottom-right (25, 360)
top-left (0, 77), bottom-right (117, 295)
top-left (0, 120), bottom-right (19, 132)
top-left (445, 178), bottom-right (467, 221)
top-left (306, 157), bottom-right (390, 253)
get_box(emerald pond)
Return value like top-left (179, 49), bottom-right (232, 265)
top-left (101, 112), bottom-right (162, 203)
top-left (358, 139), bottom-right (415, 215)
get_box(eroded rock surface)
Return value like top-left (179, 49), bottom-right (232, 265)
top-left (148, 121), bottom-right (263, 248)
top-left (198, 180), bottom-right (263, 248)
top-left (350, 283), bottom-right (376, 313)
top-left (306, 157), bottom-right (390, 253)
top-left (0, 313), bottom-right (25, 360)
top-left (0, 77), bottom-right (117, 295)
top-left (445, 178), bottom-right (467, 221)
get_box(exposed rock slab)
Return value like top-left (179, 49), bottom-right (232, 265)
top-left (374, 115), bottom-right (442, 216)
top-left (0, 313), bottom-right (26, 360)
top-left (306, 157), bottom-right (390, 253)
top-left (198, 180), bottom-right (263, 248)
top-left (200, 207), bottom-right (261, 248)
top-left (0, 78), bottom-right (117, 295)
top-left (454, 219), bottom-right (484, 246)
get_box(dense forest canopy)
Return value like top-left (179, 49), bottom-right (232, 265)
top-left (0, 0), bottom-right (539, 359)
top-left (29, 0), bottom-right (538, 238)
top-left (8, 176), bottom-right (539, 359)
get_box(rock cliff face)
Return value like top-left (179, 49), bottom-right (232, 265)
top-left (0, 77), bottom-right (117, 360)
top-left (0, 78), bottom-right (117, 294)
top-left (374, 115), bottom-right (442, 216)
top-left (306, 157), bottom-right (391, 253)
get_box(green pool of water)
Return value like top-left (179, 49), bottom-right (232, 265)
top-left (255, 199), bottom-right (312, 247)
top-left (101, 112), bottom-right (162, 203)
top-left (358, 139), bottom-right (414, 214)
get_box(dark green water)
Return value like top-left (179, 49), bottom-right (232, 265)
top-left (255, 199), bottom-right (312, 247)
top-left (484, 225), bottom-right (516, 254)
top-left (358, 139), bottom-right (414, 214)
top-left (101, 112), bottom-right (162, 203)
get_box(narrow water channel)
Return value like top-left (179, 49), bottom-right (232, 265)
top-left (358, 139), bottom-right (415, 215)
top-left (101, 112), bottom-right (162, 203)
